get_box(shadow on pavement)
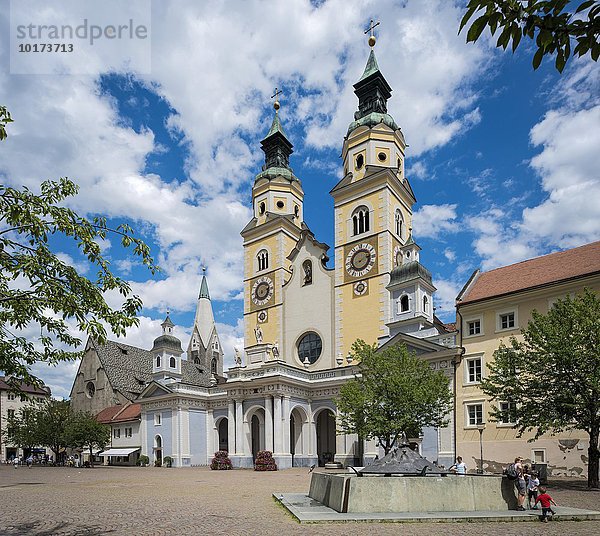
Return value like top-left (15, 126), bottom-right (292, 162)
top-left (1, 522), bottom-right (114, 535)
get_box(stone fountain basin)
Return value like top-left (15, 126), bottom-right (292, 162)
top-left (308, 472), bottom-right (517, 513)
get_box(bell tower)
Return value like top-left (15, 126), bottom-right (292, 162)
top-left (332, 23), bottom-right (418, 359)
top-left (241, 90), bottom-right (304, 364)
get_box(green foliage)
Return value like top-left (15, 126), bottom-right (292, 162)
top-left (0, 105), bottom-right (13, 141)
top-left (0, 105), bottom-right (158, 388)
top-left (64, 411), bottom-right (110, 466)
top-left (481, 288), bottom-right (600, 488)
top-left (2, 402), bottom-right (42, 451)
top-left (30, 399), bottom-right (72, 460)
top-left (137, 454), bottom-right (149, 466)
top-left (336, 340), bottom-right (453, 454)
top-left (460, 1), bottom-right (600, 72)
top-left (163, 455), bottom-right (173, 467)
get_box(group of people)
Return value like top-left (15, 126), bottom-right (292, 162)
top-left (512, 456), bottom-right (557, 521)
top-left (449, 455), bottom-right (557, 522)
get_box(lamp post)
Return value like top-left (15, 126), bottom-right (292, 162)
top-left (476, 423), bottom-right (486, 474)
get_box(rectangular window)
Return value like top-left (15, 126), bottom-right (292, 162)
top-left (8, 393), bottom-right (15, 400)
top-left (467, 358), bottom-right (482, 383)
top-left (154, 413), bottom-right (162, 426)
top-left (467, 404), bottom-right (483, 426)
top-left (7, 409), bottom-right (15, 419)
top-left (113, 428), bottom-right (120, 439)
top-left (500, 312), bottom-right (515, 329)
top-left (467, 320), bottom-right (481, 335)
top-left (533, 449), bottom-right (546, 463)
top-left (499, 401), bottom-right (517, 424)
top-left (124, 427), bottom-right (132, 438)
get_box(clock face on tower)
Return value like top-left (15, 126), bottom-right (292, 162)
top-left (345, 243), bottom-right (377, 278)
top-left (252, 276), bottom-right (274, 306)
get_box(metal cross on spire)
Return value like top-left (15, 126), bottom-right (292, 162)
top-left (271, 87), bottom-right (283, 112)
top-left (365, 18), bottom-right (380, 47)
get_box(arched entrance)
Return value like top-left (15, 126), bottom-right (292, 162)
top-left (290, 407), bottom-right (308, 467)
top-left (154, 435), bottom-right (162, 464)
top-left (218, 418), bottom-right (228, 452)
top-left (316, 409), bottom-right (336, 466)
top-left (247, 408), bottom-right (265, 461)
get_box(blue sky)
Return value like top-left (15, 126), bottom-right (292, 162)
top-left (1, 0), bottom-right (599, 398)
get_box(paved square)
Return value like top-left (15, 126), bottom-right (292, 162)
top-left (1, 466), bottom-right (600, 535)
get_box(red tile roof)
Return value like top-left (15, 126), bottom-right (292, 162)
top-left (0, 376), bottom-right (51, 396)
top-left (96, 403), bottom-right (141, 424)
top-left (459, 241), bottom-right (600, 305)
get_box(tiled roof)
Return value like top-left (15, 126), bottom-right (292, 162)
top-left (459, 241), bottom-right (600, 305)
top-left (0, 376), bottom-right (51, 395)
top-left (97, 403), bottom-right (141, 424)
top-left (91, 338), bottom-right (212, 400)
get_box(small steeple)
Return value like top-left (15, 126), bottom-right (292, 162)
top-left (260, 87), bottom-right (294, 173)
top-left (161, 312), bottom-right (175, 334)
top-left (199, 267), bottom-right (210, 300)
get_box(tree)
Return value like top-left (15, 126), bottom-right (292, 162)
top-left (27, 399), bottom-right (72, 462)
top-left (3, 404), bottom-right (41, 455)
top-left (480, 289), bottom-right (600, 488)
top-left (0, 105), bottom-right (158, 388)
top-left (65, 412), bottom-right (110, 467)
top-left (460, 1), bottom-right (600, 72)
top-left (336, 340), bottom-right (453, 455)
top-left (0, 105), bottom-right (13, 141)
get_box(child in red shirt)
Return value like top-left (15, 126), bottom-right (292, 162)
top-left (534, 487), bottom-right (557, 522)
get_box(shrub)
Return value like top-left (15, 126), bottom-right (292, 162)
top-left (138, 455), bottom-right (149, 467)
top-left (210, 450), bottom-right (233, 470)
top-left (254, 450), bottom-right (277, 471)
top-left (154, 459), bottom-right (162, 467)
top-left (163, 456), bottom-right (173, 468)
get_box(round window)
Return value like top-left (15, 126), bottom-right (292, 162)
top-left (355, 154), bottom-right (364, 170)
top-left (86, 381), bottom-right (95, 398)
top-left (276, 200), bottom-right (284, 209)
top-left (259, 202), bottom-right (266, 215)
top-left (378, 152), bottom-right (386, 162)
top-left (297, 332), bottom-right (322, 365)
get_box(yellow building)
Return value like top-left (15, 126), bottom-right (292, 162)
top-left (456, 241), bottom-right (600, 476)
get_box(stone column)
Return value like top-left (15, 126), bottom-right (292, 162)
top-left (227, 399), bottom-right (236, 454)
top-left (264, 396), bottom-right (274, 452)
top-left (273, 395), bottom-right (282, 454)
top-left (206, 408), bottom-right (214, 463)
top-left (282, 396), bottom-right (291, 454)
top-left (235, 400), bottom-right (244, 455)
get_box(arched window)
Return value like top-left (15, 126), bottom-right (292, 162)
top-left (257, 249), bottom-right (269, 271)
top-left (211, 358), bottom-right (217, 374)
top-left (169, 356), bottom-right (176, 368)
top-left (302, 260), bottom-right (312, 286)
top-left (156, 355), bottom-right (161, 367)
top-left (423, 295), bottom-right (429, 313)
top-left (395, 209), bottom-right (403, 238)
top-left (397, 295), bottom-right (410, 313)
top-left (352, 206), bottom-right (370, 236)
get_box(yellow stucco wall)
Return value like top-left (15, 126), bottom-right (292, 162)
top-left (456, 276), bottom-right (600, 475)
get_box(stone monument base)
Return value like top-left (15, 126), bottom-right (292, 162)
top-left (309, 473), bottom-right (517, 513)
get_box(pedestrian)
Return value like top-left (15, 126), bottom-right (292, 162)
top-left (13, 455), bottom-right (19, 468)
top-left (534, 486), bottom-right (557, 522)
top-left (513, 456), bottom-right (527, 511)
top-left (449, 456), bottom-right (467, 475)
top-left (527, 471), bottom-right (540, 509)
top-left (26, 455), bottom-right (33, 468)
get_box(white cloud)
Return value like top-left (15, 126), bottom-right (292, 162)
top-left (413, 204), bottom-right (458, 238)
top-left (443, 248), bottom-right (456, 263)
top-left (432, 277), bottom-right (461, 322)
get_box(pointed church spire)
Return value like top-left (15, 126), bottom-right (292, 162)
top-left (199, 268), bottom-right (210, 300)
top-left (260, 87), bottom-right (294, 173)
top-left (348, 21), bottom-right (398, 135)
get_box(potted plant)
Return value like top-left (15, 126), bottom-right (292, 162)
top-left (154, 459), bottom-right (162, 467)
top-left (137, 455), bottom-right (149, 467)
top-left (163, 456), bottom-right (173, 468)
top-left (210, 450), bottom-right (233, 470)
top-left (254, 450), bottom-right (277, 471)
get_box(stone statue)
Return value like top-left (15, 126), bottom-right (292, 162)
top-left (254, 325), bottom-right (263, 344)
top-left (303, 261), bottom-right (312, 285)
top-left (271, 341), bottom-right (280, 360)
top-left (234, 347), bottom-right (242, 366)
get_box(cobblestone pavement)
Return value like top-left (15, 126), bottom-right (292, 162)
top-left (1, 465), bottom-right (599, 536)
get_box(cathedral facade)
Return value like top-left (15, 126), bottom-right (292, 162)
top-left (71, 41), bottom-right (458, 469)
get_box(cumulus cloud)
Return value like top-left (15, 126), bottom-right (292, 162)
top-left (413, 204), bottom-right (458, 238)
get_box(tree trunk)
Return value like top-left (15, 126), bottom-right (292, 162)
top-left (588, 425), bottom-right (599, 489)
top-left (89, 445), bottom-right (94, 467)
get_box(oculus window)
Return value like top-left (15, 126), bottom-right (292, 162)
top-left (297, 332), bottom-right (322, 365)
